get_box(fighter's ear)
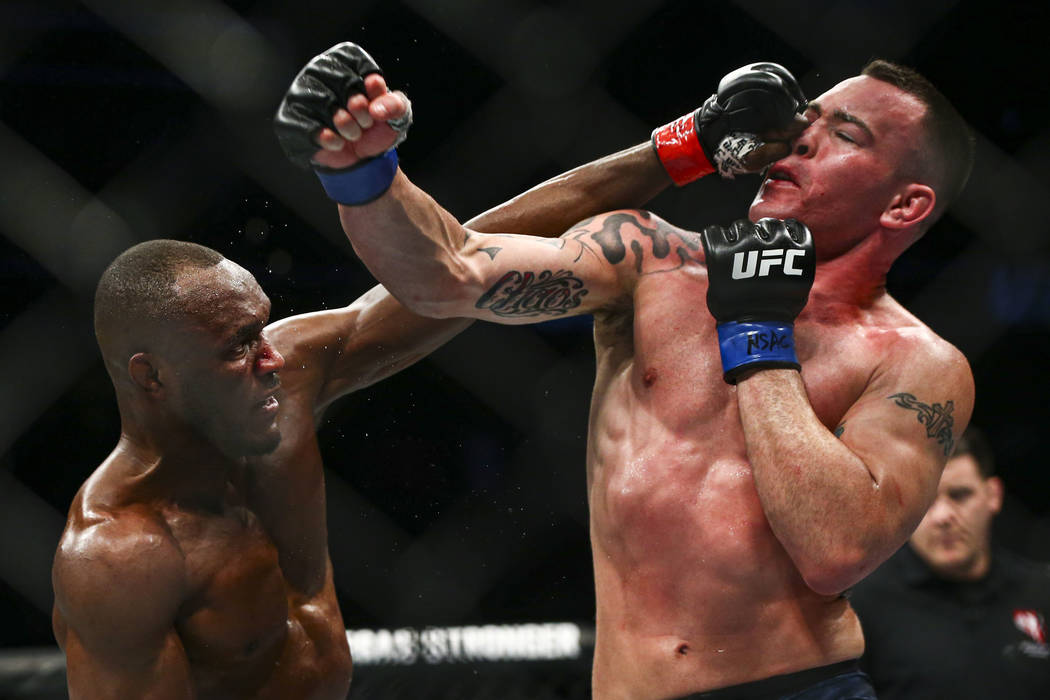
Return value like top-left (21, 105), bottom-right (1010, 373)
top-left (881, 183), bottom-right (935, 231)
top-left (129, 353), bottom-right (163, 395)
top-left (986, 475), bottom-right (1004, 515)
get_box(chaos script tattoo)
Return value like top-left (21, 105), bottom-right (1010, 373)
top-left (888, 392), bottom-right (955, 456)
top-left (476, 269), bottom-right (587, 317)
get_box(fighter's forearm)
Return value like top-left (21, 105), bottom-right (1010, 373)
top-left (735, 370), bottom-right (898, 594)
top-left (338, 144), bottom-right (672, 315)
top-left (463, 143), bottom-right (671, 236)
top-left (338, 171), bottom-right (477, 317)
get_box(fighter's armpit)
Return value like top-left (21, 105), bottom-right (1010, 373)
top-left (887, 391), bottom-right (956, 456)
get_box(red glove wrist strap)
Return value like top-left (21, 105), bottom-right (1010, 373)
top-left (651, 113), bottom-right (715, 185)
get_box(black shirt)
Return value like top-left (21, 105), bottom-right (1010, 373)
top-left (849, 544), bottom-right (1050, 700)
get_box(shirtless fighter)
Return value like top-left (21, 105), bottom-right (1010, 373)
top-left (274, 44), bottom-right (976, 699)
top-left (48, 103), bottom-right (707, 697)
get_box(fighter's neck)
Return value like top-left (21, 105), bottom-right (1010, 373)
top-left (809, 230), bottom-right (900, 308)
top-left (111, 431), bottom-right (240, 511)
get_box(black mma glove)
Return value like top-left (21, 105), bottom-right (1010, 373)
top-left (652, 63), bottom-right (806, 183)
top-left (701, 218), bottom-right (815, 384)
top-left (274, 42), bottom-right (412, 205)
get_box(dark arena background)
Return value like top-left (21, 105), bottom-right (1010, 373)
top-left (1, 1), bottom-right (1048, 697)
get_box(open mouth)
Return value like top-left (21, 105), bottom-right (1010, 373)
top-left (765, 166), bottom-right (798, 186)
top-left (256, 393), bottom-right (279, 414)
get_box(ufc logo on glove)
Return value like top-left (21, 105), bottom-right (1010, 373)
top-left (731, 249), bottom-right (807, 279)
top-left (701, 218), bottom-right (815, 383)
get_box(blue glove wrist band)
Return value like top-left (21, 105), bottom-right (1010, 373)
top-left (314, 149), bottom-right (398, 205)
top-left (716, 321), bottom-right (800, 384)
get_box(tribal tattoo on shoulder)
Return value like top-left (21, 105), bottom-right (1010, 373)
top-left (568, 211), bottom-right (701, 274)
top-left (888, 392), bottom-right (955, 456)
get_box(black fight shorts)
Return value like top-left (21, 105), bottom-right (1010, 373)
top-left (676, 660), bottom-right (876, 700)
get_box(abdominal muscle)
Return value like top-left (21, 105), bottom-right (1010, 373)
top-left (586, 317), bottom-right (863, 699)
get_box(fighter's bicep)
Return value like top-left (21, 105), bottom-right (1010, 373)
top-left (835, 388), bottom-right (960, 463)
top-left (63, 624), bottom-right (194, 698)
top-left (269, 289), bottom-right (472, 406)
top-left (834, 354), bottom-right (974, 528)
top-left (56, 532), bottom-right (194, 696)
top-left (837, 336), bottom-right (973, 466)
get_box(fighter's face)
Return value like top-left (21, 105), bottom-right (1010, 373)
top-left (909, 454), bottom-right (1002, 581)
top-left (162, 261), bottom-right (285, 458)
top-left (749, 76), bottom-right (928, 258)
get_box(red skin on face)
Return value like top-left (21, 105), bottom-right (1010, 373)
top-left (750, 76), bottom-right (928, 261)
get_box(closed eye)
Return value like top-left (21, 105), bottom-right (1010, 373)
top-left (227, 338), bottom-right (259, 359)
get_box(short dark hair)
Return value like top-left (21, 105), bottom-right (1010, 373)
top-left (952, 426), bottom-right (996, 479)
top-left (94, 239), bottom-right (224, 359)
top-left (861, 59), bottom-right (975, 224)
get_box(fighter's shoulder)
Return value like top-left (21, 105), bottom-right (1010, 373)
top-left (54, 511), bottom-right (187, 647)
top-left (867, 306), bottom-right (974, 415)
top-left (55, 505), bottom-right (186, 606)
top-left (562, 209), bottom-right (703, 271)
top-left (873, 303), bottom-right (970, 378)
top-left (263, 304), bottom-right (359, 387)
top-left (264, 309), bottom-right (321, 358)
top-left (263, 284), bottom-right (395, 356)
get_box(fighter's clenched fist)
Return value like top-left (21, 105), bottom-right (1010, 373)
top-left (652, 62), bottom-right (809, 182)
top-left (701, 217), bottom-right (815, 384)
top-left (274, 42), bottom-right (411, 204)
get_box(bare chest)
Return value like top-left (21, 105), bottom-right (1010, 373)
top-left (166, 506), bottom-right (291, 676)
top-left (602, 279), bottom-right (874, 432)
top-left (589, 277), bottom-right (883, 552)
top-left (242, 389), bottom-right (332, 592)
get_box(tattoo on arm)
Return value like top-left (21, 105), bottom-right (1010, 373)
top-left (888, 392), bottom-right (955, 456)
top-left (473, 212), bottom-right (700, 318)
top-left (567, 212), bottom-right (701, 271)
top-left (630, 240), bottom-right (644, 274)
top-left (476, 269), bottom-right (588, 317)
top-left (833, 423), bottom-right (845, 439)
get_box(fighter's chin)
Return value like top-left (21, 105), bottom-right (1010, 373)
top-left (248, 427), bottom-right (283, 456)
top-left (224, 426), bottom-right (283, 458)
top-left (749, 191), bottom-right (798, 223)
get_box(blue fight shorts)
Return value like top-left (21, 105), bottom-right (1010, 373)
top-left (676, 660), bottom-right (876, 700)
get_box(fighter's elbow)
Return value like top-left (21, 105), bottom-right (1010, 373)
top-left (398, 293), bottom-right (450, 318)
top-left (797, 549), bottom-right (875, 595)
top-left (801, 569), bottom-right (855, 596)
top-left (399, 263), bottom-right (482, 319)
top-left (398, 287), bottom-right (465, 319)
